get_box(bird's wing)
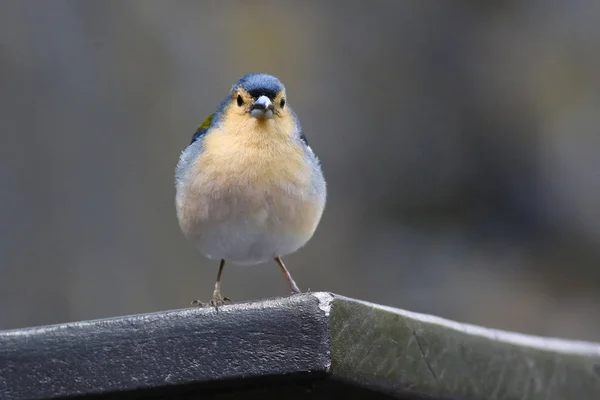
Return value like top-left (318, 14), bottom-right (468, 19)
top-left (300, 132), bottom-right (309, 146)
top-left (191, 113), bottom-right (215, 144)
top-left (290, 107), bottom-right (308, 147)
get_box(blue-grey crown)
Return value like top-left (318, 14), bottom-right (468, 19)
top-left (233, 74), bottom-right (285, 100)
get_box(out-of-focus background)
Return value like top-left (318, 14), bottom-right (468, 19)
top-left (1, 1), bottom-right (599, 340)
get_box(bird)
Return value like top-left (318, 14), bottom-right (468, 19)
top-left (175, 73), bottom-right (326, 307)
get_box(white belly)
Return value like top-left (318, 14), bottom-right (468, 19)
top-left (195, 209), bottom-right (308, 265)
top-left (177, 186), bottom-right (325, 265)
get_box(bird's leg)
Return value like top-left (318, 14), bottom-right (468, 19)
top-left (209, 259), bottom-right (229, 308)
top-left (190, 259), bottom-right (230, 309)
top-left (274, 256), bottom-right (301, 294)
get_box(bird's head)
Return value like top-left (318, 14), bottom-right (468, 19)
top-left (189, 74), bottom-right (300, 145)
top-left (228, 74), bottom-right (289, 121)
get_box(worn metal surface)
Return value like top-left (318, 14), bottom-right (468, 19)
top-left (328, 295), bottom-right (600, 400)
top-left (1, 292), bottom-right (599, 400)
top-left (0, 294), bottom-right (330, 400)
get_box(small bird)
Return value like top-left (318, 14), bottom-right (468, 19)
top-left (175, 74), bottom-right (326, 307)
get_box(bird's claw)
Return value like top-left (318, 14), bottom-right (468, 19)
top-left (190, 299), bottom-right (205, 307)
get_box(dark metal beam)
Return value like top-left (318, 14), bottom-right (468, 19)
top-left (1, 293), bottom-right (599, 400)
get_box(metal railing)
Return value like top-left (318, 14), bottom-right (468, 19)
top-left (1, 292), bottom-right (599, 399)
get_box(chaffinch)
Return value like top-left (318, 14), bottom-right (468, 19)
top-left (175, 74), bottom-right (326, 307)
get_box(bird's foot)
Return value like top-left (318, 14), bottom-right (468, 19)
top-left (210, 294), bottom-right (231, 309)
top-left (190, 295), bottom-right (231, 309)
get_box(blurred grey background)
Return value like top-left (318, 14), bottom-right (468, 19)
top-left (1, 1), bottom-right (599, 341)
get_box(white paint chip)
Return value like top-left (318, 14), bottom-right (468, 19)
top-left (311, 292), bottom-right (333, 316)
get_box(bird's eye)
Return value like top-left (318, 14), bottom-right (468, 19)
top-left (236, 95), bottom-right (244, 107)
top-left (280, 98), bottom-right (286, 108)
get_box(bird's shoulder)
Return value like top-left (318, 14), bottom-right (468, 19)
top-left (190, 113), bottom-right (216, 144)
